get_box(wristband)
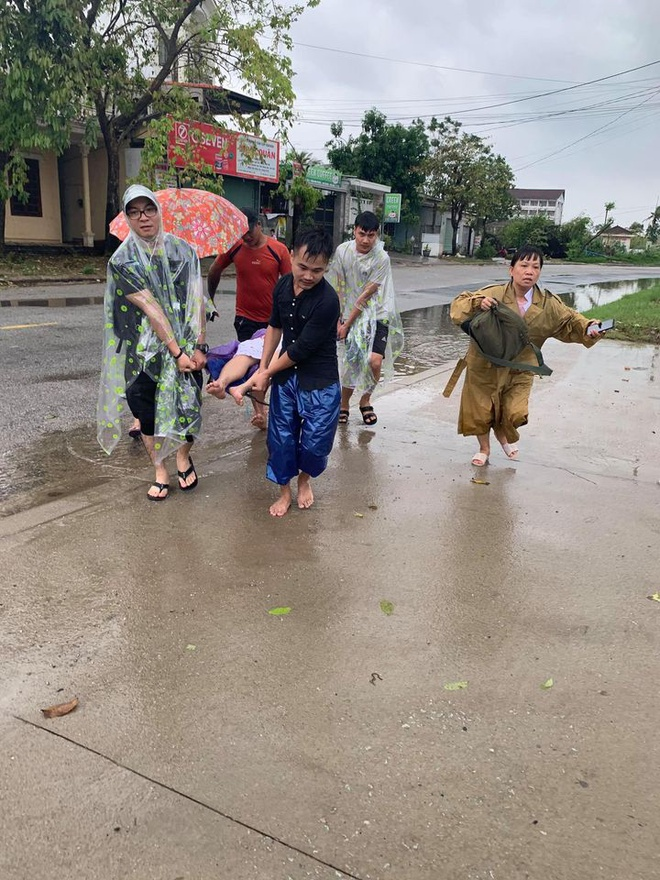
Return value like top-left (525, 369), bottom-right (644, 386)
top-left (173, 349), bottom-right (183, 360)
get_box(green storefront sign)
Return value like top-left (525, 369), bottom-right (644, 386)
top-left (306, 165), bottom-right (342, 187)
top-left (383, 193), bottom-right (402, 223)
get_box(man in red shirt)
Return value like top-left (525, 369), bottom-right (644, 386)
top-left (207, 207), bottom-right (292, 342)
top-left (207, 208), bottom-right (291, 428)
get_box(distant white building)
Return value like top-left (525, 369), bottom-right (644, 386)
top-left (511, 188), bottom-right (565, 225)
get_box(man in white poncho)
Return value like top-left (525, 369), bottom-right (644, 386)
top-left (97, 185), bottom-right (206, 501)
top-left (326, 211), bottom-right (403, 426)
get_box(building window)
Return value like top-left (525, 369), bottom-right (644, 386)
top-left (10, 158), bottom-right (42, 217)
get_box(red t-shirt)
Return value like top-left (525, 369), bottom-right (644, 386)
top-left (213, 239), bottom-right (292, 322)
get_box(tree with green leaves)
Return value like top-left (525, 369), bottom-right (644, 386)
top-left (645, 207), bottom-right (660, 244)
top-left (501, 215), bottom-right (551, 251)
top-left (325, 110), bottom-right (429, 220)
top-left (469, 153), bottom-right (516, 242)
top-left (0, 0), bottom-right (85, 251)
top-left (76, 0), bottom-right (317, 241)
top-left (424, 117), bottom-right (514, 255)
top-left (276, 149), bottom-right (321, 240)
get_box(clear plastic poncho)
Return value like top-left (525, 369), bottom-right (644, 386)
top-left (97, 185), bottom-right (205, 463)
top-left (327, 239), bottom-right (404, 395)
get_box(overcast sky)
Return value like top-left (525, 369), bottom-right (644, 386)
top-left (272, 0), bottom-right (660, 227)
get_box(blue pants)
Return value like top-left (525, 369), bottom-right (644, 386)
top-left (267, 376), bottom-right (341, 485)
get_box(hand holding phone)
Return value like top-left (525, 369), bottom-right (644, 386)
top-left (598, 318), bottom-right (615, 332)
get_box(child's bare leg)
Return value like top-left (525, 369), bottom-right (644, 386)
top-left (209, 355), bottom-right (257, 401)
top-left (228, 372), bottom-right (258, 406)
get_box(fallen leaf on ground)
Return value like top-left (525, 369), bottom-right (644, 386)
top-left (354, 512), bottom-right (364, 518)
top-left (471, 478), bottom-right (490, 485)
top-left (647, 593), bottom-right (660, 602)
top-left (368, 504), bottom-right (378, 510)
top-left (380, 600), bottom-right (394, 616)
top-left (186, 644), bottom-right (196, 651)
top-left (541, 678), bottom-right (554, 689)
top-left (268, 606), bottom-right (292, 615)
top-left (444, 681), bottom-right (468, 691)
top-left (41, 696), bottom-right (79, 718)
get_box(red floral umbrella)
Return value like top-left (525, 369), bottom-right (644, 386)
top-left (109, 187), bottom-right (248, 257)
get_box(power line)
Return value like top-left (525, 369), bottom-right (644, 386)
top-left (294, 42), bottom-right (577, 84)
top-left (513, 88), bottom-right (660, 172)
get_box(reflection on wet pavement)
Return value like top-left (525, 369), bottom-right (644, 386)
top-left (396, 304), bottom-right (465, 375)
top-left (2, 276), bottom-right (656, 516)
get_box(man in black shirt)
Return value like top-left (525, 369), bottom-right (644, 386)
top-left (249, 228), bottom-right (340, 516)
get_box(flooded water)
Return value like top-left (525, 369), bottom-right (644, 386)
top-left (563, 276), bottom-right (659, 312)
top-left (395, 276), bottom-right (659, 376)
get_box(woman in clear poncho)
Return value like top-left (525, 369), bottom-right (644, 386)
top-left (97, 184), bottom-right (206, 501)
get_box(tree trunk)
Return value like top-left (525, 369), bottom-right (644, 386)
top-left (104, 137), bottom-right (121, 253)
top-left (451, 222), bottom-right (459, 256)
top-left (0, 150), bottom-right (10, 254)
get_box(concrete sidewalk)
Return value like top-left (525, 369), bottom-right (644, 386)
top-left (1, 339), bottom-right (659, 880)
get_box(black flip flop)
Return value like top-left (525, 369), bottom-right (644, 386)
top-left (338, 409), bottom-right (349, 424)
top-left (177, 457), bottom-right (198, 492)
top-left (128, 427), bottom-right (142, 439)
top-left (359, 405), bottom-right (378, 426)
top-left (147, 482), bottom-right (169, 501)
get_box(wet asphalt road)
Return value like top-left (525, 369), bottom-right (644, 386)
top-left (1, 261), bottom-right (659, 517)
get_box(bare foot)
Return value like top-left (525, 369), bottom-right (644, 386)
top-left (297, 474), bottom-right (314, 509)
top-left (250, 411), bottom-right (267, 430)
top-left (269, 485), bottom-right (292, 517)
top-left (206, 381), bottom-right (226, 400)
top-left (228, 385), bottom-right (246, 406)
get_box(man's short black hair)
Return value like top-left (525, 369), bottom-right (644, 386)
top-left (292, 227), bottom-right (334, 262)
top-left (354, 211), bottom-right (379, 233)
top-left (241, 207), bottom-right (260, 229)
top-left (511, 245), bottom-right (544, 268)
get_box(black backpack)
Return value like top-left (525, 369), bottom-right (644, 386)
top-left (461, 300), bottom-right (552, 376)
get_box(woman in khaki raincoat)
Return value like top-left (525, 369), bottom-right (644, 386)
top-left (449, 245), bottom-right (605, 466)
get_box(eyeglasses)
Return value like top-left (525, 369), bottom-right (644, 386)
top-left (126, 204), bottom-right (157, 220)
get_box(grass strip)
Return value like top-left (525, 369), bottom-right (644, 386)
top-left (584, 283), bottom-right (660, 343)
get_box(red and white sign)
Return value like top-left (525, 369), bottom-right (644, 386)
top-left (168, 120), bottom-right (280, 184)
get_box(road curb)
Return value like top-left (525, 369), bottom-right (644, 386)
top-left (0, 294), bottom-right (105, 308)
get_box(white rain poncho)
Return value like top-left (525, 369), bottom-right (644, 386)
top-left (97, 184), bottom-right (205, 462)
top-left (327, 239), bottom-right (404, 394)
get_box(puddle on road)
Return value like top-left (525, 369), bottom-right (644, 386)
top-left (1, 276), bottom-right (656, 516)
top-left (566, 277), bottom-right (658, 313)
top-left (395, 304), bottom-right (465, 376)
top-left (395, 276), bottom-right (660, 376)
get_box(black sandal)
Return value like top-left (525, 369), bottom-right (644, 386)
top-left (177, 457), bottom-right (198, 492)
top-left (147, 482), bottom-right (169, 501)
top-left (338, 409), bottom-right (349, 424)
top-left (359, 405), bottom-right (378, 426)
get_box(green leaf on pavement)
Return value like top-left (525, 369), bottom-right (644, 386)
top-left (268, 606), bottom-right (292, 616)
top-left (541, 678), bottom-right (554, 689)
top-left (444, 681), bottom-right (468, 691)
top-left (380, 600), bottom-right (394, 616)
top-left (185, 644), bottom-right (196, 651)
top-left (647, 592), bottom-right (660, 602)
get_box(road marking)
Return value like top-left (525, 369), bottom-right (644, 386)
top-left (0, 321), bottom-right (59, 330)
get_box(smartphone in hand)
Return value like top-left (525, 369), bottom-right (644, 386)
top-left (598, 318), bottom-right (615, 332)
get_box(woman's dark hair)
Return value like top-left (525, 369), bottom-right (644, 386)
top-left (293, 227), bottom-right (334, 261)
top-left (354, 210), bottom-right (379, 232)
top-left (511, 245), bottom-right (544, 268)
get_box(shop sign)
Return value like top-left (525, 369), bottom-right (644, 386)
top-left (306, 165), bottom-right (342, 187)
top-left (168, 120), bottom-right (280, 183)
top-left (383, 193), bottom-right (402, 223)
